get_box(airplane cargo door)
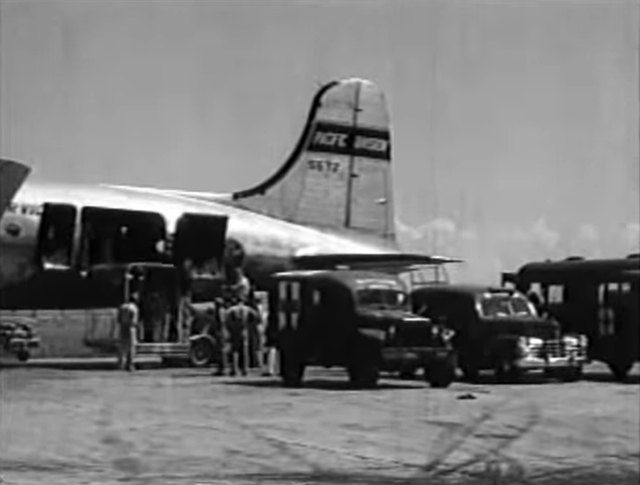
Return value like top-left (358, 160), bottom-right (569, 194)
top-left (172, 213), bottom-right (228, 271)
top-left (79, 207), bottom-right (167, 268)
top-left (37, 203), bottom-right (78, 270)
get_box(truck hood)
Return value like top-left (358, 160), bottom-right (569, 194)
top-left (356, 308), bottom-right (429, 326)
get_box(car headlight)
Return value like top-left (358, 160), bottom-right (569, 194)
top-left (562, 335), bottom-right (580, 347)
top-left (526, 336), bottom-right (544, 348)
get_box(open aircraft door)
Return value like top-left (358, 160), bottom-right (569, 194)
top-left (172, 213), bottom-right (228, 271)
top-left (36, 203), bottom-right (78, 270)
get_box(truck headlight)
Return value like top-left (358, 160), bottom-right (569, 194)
top-left (441, 327), bottom-right (455, 341)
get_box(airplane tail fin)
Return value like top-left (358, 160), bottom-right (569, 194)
top-left (0, 159), bottom-right (31, 217)
top-left (232, 78), bottom-right (396, 241)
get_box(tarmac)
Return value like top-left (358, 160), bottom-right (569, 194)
top-left (0, 361), bottom-right (638, 485)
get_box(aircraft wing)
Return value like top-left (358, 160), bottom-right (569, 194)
top-left (0, 159), bottom-right (31, 217)
top-left (292, 253), bottom-right (462, 273)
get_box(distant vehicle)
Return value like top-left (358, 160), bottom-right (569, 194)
top-left (411, 285), bottom-right (588, 382)
top-left (503, 255), bottom-right (639, 380)
top-left (269, 269), bottom-right (457, 389)
top-left (0, 317), bottom-right (40, 362)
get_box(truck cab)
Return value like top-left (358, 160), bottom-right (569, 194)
top-left (269, 269), bottom-right (456, 389)
top-left (411, 285), bottom-right (588, 382)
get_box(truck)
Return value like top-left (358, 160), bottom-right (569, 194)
top-left (411, 284), bottom-right (588, 382)
top-left (268, 269), bottom-right (457, 389)
top-left (503, 255), bottom-right (639, 380)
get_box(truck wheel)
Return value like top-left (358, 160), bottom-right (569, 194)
top-left (16, 350), bottom-right (30, 362)
top-left (280, 350), bottom-right (304, 388)
top-left (494, 358), bottom-right (521, 383)
top-left (188, 339), bottom-right (214, 367)
top-left (460, 360), bottom-right (480, 383)
top-left (608, 361), bottom-right (633, 381)
top-left (427, 360), bottom-right (456, 388)
top-left (348, 362), bottom-right (380, 389)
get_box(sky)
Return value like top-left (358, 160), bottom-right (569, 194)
top-left (1, 0), bottom-right (638, 283)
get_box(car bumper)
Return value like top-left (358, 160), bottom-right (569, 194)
top-left (516, 353), bottom-right (587, 370)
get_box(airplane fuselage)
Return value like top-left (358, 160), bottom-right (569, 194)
top-left (0, 180), bottom-right (396, 292)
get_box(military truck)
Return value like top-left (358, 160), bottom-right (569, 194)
top-left (504, 255), bottom-right (639, 380)
top-left (411, 285), bottom-right (588, 382)
top-left (269, 269), bottom-right (457, 389)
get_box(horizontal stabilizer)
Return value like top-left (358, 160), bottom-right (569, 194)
top-left (292, 253), bottom-right (462, 272)
top-left (0, 159), bottom-right (31, 217)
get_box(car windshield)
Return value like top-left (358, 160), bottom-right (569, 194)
top-left (479, 293), bottom-right (535, 318)
top-left (357, 284), bottom-right (408, 310)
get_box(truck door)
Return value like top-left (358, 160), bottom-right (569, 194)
top-left (36, 203), bottom-right (78, 270)
top-left (172, 213), bottom-right (228, 272)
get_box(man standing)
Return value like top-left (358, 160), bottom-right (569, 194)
top-left (223, 297), bottom-right (258, 376)
top-left (117, 293), bottom-right (140, 372)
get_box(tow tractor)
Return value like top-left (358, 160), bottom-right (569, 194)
top-left (0, 316), bottom-right (40, 362)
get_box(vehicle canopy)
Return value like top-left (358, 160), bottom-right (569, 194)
top-left (272, 269), bottom-right (410, 311)
top-left (516, 256), bottom-right (640, 287)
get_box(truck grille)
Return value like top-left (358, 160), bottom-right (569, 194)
top-left (390, 325), bottom-right (432, 347)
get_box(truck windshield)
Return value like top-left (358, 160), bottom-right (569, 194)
top-left (357, 287), bottom-right (408, 310)
top-left (479, 293), bottom-right (536, 318)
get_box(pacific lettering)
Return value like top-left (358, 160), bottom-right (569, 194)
top-left (313, 132), bottom-right (349, 148)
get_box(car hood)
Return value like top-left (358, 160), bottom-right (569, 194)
top-left (482, 317), bottom-right (558, 338)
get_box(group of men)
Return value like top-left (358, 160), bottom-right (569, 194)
top-left (115, 268), bottom-right (277, 376)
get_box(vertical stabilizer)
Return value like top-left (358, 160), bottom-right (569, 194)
top-left (232, 78), bottom-right (395, 241)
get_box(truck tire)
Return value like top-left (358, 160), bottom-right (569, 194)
top-left (280, 350), bottom-right (304, 388)
top-left (188, 338), bottom-right (214, 368)
top-left (608, 361), bottom-right (633, 381)
top-left (348, 362), bottom-right (380, 389)
top-left (427, 359), bottom-right (456, 388)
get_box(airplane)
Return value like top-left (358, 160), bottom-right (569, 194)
top-left (0, 78), bottom-right (458, 309)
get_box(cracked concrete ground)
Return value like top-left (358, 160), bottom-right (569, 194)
top-left (1, 363), bottom-right (638, 485)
